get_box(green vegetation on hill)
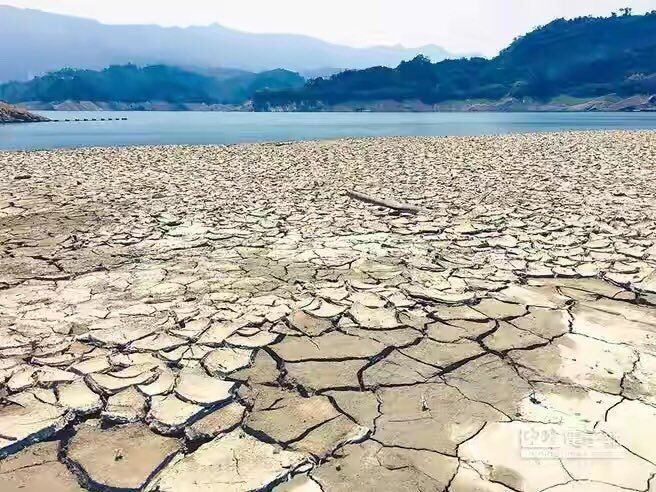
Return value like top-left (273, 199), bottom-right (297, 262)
top-left (0, 65), bottom-right (305, 105)
top-left (253, 12), bottom-right (656, 110)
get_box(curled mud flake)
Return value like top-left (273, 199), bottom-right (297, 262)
top-left (152, 430), bottom-right (309, 491)
top-left (65, 421), bottom-right (181, 491)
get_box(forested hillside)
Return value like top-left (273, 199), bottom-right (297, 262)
top-left (0, 65), bottom-right (305, 105)
top-left (253, 12), bottom-right (656, 110)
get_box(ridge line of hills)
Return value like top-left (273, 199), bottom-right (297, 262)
top-left (0, 65), bottom-right (306, 109)
top-left (253, 12), bottom-right (656, 111)
top-left (3, 10), bottom-right (656, 112)
top-left (0, 5), bottom-right (468, 83)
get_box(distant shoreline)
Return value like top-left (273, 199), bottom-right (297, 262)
top-left (18, 95), bottom-right (656, 113)
top-left (4, 113), bottom-right (656, 152)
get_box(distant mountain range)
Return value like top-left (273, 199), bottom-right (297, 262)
top-left (253, 12), bottom-right (656, 111)
top-left (6, 7), bottom-right (653, 113)
top-left (0, 5), bottom-right (469, 82)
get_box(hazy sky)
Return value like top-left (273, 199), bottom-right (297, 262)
top-left (4, 0), bottom-right (656, 55)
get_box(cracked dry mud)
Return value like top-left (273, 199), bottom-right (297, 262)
top-left (1, 131), bottom-right (656, 491)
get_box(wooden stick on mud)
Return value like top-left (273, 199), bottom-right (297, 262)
top-left (346, 190), bottom-right (422, 214)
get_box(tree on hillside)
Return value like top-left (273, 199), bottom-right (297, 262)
top-left (620, 7), bottom-right (633, 16)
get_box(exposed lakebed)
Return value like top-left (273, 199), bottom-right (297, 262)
top-left (1, 132), bottom-right (655, 490)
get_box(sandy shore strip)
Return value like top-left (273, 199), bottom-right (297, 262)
top-left (1, 131), bottom-right (656, 491)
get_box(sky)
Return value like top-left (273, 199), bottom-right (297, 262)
top-left (3, 0), bottom-right (656, 56)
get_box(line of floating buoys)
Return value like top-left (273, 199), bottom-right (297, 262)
top-left (49, 117), bottom-right (129, 122)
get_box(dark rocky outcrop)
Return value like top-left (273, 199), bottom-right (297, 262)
top-left (0, 102), bottom-right (48, 123)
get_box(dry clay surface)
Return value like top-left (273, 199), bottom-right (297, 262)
top-left (1, 131), bottom-right (656, 491)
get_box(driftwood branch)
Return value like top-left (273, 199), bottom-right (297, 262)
top-left (346, 190), bottom-right (422, 214)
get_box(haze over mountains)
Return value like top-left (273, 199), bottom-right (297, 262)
top-left (0, 5), bottom-right (467, 82)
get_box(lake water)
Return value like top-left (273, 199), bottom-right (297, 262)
top-left (2, 111), bottom-right (656, 151)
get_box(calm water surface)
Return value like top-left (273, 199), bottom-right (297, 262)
top-left (2, 111), bottom-right (656, 151)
